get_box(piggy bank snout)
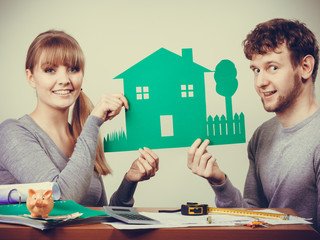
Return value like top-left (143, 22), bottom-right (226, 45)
top-left (35, 197), bottom-right (46, 207)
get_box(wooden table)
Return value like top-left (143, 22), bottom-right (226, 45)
top-left (0, 208), bottom-right (319, 240)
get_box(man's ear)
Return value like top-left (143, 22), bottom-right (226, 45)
top-left (26, 69), bottom-right (36, 88)
top-left (300, 55), bottom-right (315, 82)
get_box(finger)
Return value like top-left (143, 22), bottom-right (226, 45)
top-left (204, 156), bottom-right (218, 179)
top-left (192, 140), bottom-right (208, 167)
top-left (142, 148), bottom-right (159, 172)
top-left (107, 109), bottom-right (121, 118)
top-left (136, 159), bottom-right (146, 173)
top-left (119, 94), bottom-right (129, 110)
top-left (206, 156), bottom-right (217, 172)
top-left (139, 148), bottom-right (157, 170)
top-left (103, 94), bottom-right (123, 106)
top-left (105, 98), bottom-right (123, 112)
top-left (143, 147), bottom-right (159, 170)
top-left (198, 152), bottom-right (213, 172)
top-left (135, 159), bottom-right (148, 180)
top-left (138, 157), bottom-right (153, 178)
top-left (104, 96), bottom-right (125, 119)
top-left (187, 138), bottom-right (202, 168)
top-left (112, 93), bottom-right (129, 110)
top-left (142, 147), bottom-right (158, 159)
top-left (197, 139), bottom-right (210, 155)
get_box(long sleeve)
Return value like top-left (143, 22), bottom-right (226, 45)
top-left (210, 110), bottom-right (320, 232)
top-left (0, 115), bottom-right (104, 204)
top-left (210, 176), bottom-right (247, 208)
top-left (242, 137), bottom-right (269, 208)
top-left (109, 175), bottom-right (137, 207)
top-left (210, 129), bottom-right (270, 208)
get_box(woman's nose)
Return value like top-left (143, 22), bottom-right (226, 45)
top-left (57, 68), bottom-right (71, 85)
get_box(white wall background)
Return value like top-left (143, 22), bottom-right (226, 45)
top-left (1, 0), bottom-right (319, 207)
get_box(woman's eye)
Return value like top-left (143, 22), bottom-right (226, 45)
top-left (44, 68), bottom-right (55, 73)
top-left (69, 67), bottom-right (79, 72)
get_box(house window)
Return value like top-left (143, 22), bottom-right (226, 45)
top-left (136, 86), bottom-right (149, 100)
top-left (181, 84), bottom-right (194, 98)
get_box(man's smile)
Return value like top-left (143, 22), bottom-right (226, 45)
top-left (263, 90), bottom-right (277, 97)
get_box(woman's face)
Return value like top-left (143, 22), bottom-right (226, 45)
top-left (26, 52), bottom-right (83, 112)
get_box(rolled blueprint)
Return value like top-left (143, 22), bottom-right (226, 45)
top-left (0, 182), bottom-right (61, 204)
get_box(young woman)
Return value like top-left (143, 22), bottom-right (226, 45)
top-left (0, 30), bottom-right (159, 206)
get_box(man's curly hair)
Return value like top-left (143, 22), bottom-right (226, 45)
top-left (243, 18), bottom-right (319, 82)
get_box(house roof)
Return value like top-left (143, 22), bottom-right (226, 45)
top-left (114, 48), bottom-right (212, 79)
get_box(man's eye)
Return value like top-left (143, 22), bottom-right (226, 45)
top-left (270, 66), bottom-right (278, 71)
top-left (253, 68), bottom-right (260, 74)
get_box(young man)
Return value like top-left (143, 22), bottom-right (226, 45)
top-left (187, 18), bottom-right (320, 231)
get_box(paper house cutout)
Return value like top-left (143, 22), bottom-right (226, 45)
top-left (104, 48), bottom-right (245, 152)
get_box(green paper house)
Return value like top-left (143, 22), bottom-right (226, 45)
top-left (106, 48), bottom-right (212, 151)
top-left (104, 48), bottom-right (246, 152)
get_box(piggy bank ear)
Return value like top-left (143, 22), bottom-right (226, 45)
top-left (28, 189), bottom-right (36, 196)
top-left (43, 190), bottom-right (52, 198)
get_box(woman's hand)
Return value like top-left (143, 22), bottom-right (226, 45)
top-left (126, 147), bottom-right (159, 182)
top-left (90, 93), bottom-right (129, 121)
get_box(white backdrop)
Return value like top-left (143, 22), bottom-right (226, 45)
top-left (0, 0), bottom-right (319, 207)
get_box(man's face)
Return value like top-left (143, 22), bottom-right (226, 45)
top-left (250, 44), bottom-right (302, 113)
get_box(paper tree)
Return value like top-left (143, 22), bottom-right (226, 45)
top-left (104, 48), bottom-right (245, 152)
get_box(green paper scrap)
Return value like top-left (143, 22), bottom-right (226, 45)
top-left (104, 48), bottom-right (246, 152)
top-left (0, 200), bottom-right (107, 219)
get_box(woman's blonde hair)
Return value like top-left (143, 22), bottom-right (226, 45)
top-left (26, 30), bottom-right (111, 176)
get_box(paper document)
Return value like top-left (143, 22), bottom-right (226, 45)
top-left (105, 209), bottom-right (312, 230)
top-left (0, 200), bottom-right (109, 230)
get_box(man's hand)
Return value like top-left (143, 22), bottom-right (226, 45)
top-left (187, 139), bottom-right (226, 185)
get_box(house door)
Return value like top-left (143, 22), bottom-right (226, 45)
top-left (160, 115), bottom-right (174, 137)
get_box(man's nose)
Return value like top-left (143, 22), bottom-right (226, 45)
top-left (255, 71), bottom-right (269, 88)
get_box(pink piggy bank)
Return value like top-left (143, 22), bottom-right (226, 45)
top-left (26, 189), bottom-right (54, 218)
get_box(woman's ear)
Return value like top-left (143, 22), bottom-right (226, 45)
top-left (26, 69), bottom-right (36, 88)
top-left (300, 55), bottom-right (315, 82)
